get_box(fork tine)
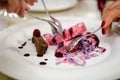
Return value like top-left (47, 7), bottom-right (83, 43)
top-left (50, 16), bottom-right (62, 31)
top-left (26, 12), bottom-right (63, 36)
top-left (66, 36), bottom-right (82, 53)
top-left (41, 0), bottom-right (51, 17)
top-left (46, 21), bottom-right (61, 35)
top-left (41, 0), bottom-right (63, 36)
top-left (40, 18), bottom-right (63, 36)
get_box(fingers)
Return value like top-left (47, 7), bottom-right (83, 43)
top-left (14, 6), bottom-right (21, 14)
top-left (25, 0), bottom-right (38, 5)
top-left (101, 1), bottom-right (120, 34)
top-left (5, 0), bottom-right (31, 18)
top-left (12, 0), bottom-right (36, 17)
top-left (102, 9), bottom-right (119, 34)
top-left (102, 7), bottom-right (120, 28)
top-left (109, 0), bottom-right (120, 9)
top-left (6, 0), bottom-right (21, 13)
top-left (18, 3), bottom-right (30, 17)
top-left (16, 1), bottom-right (30, 17)
top-left (18, 7), bottom-right (24, 17)
top-left (0, 0), bottom-right (36, 18)
top-left (102, 3), bottom-right (113, 20)
top-left (114, 17), bottom-right (120, 22)
top-left (102, 24), bottom-right (112, 34)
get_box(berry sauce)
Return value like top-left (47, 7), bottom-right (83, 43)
top-left (55, 52), bottom-right (63, 58)
top-left (37, 54), bottom-right (43, 57)
top-left (18, 42), bottom-right (27, 49)
top-left (44, 59), bottom-right (48, 61)
top-left (39, 62), bottom-right (47, 65)
top-left (18, 46), bottom-right (23, 49)
top-left (24, 53), bottom-right (30, 57)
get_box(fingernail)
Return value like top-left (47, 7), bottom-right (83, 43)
top-left (101, 21), bottom-right (105, 28)
top-left (102, 29), bottom-right (105, 35)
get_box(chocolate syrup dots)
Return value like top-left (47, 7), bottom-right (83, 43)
top-left (24, 53), bottom-right (30, 57)
top-left (28, 39), bottom-right (31, 41)
top-left (22, 42), bottom-right (27, 46)
top-left (18, 42), bottom-right (27, 49)
top-left (18, 46), bottom-right (23, 49)
top-left (44, 59), bottom-right (48, 61)
top-left (39, 62), bottom-right (47, 65)
top-left (37, 54), bottom-right (43, 57)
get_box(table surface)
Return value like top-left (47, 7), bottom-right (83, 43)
top-left (0, 0), bottom-right (119, 80)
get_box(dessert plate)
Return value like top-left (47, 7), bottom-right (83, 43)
top-left (0, 17), bottom-right (120, 80)
top-left (0, 15), bottom-right (8, 31)
top-left (29, 0), bottom-right (78, 11)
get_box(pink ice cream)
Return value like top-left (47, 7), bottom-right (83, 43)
top-left (44, 23), bottom-right (86, 47)
top-left (44, 22), bottom-right (106, 66)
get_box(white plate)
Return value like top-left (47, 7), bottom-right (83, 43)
top-left (0, 17), bottom-right (120, 80)
top-left (0, 15), bottom-right (8, 31)
top-left (29, 0), bottom-right (77, 11)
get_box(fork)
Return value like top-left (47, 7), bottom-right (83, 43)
top-left (26, 12), bottom-right (63, 36)
top-left (41, 0), bottom-right (63, 36)
top-left (66, 26), bottom-right (101, 53)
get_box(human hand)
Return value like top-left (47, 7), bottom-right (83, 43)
top-left (0, 0), bottom-right (7, 9)
top-left (0, 0), bottom-right (37, 17)
top-left (25, 0), bottom-right (38, 5)
top-left (7, 0), bottom-right (30, 17)
top-left (0, 0), bottom-right (30, 17)
top-left (101, 0), bottom-right (120, 34)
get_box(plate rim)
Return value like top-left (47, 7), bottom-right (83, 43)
top-left (30, 0), bottom-right (78, 12)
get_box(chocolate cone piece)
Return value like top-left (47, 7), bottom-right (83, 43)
top-left (32, 29), bottom-right (48, 56)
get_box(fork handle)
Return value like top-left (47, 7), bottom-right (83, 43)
top-left (41, 0), bottom-right (51, 18)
